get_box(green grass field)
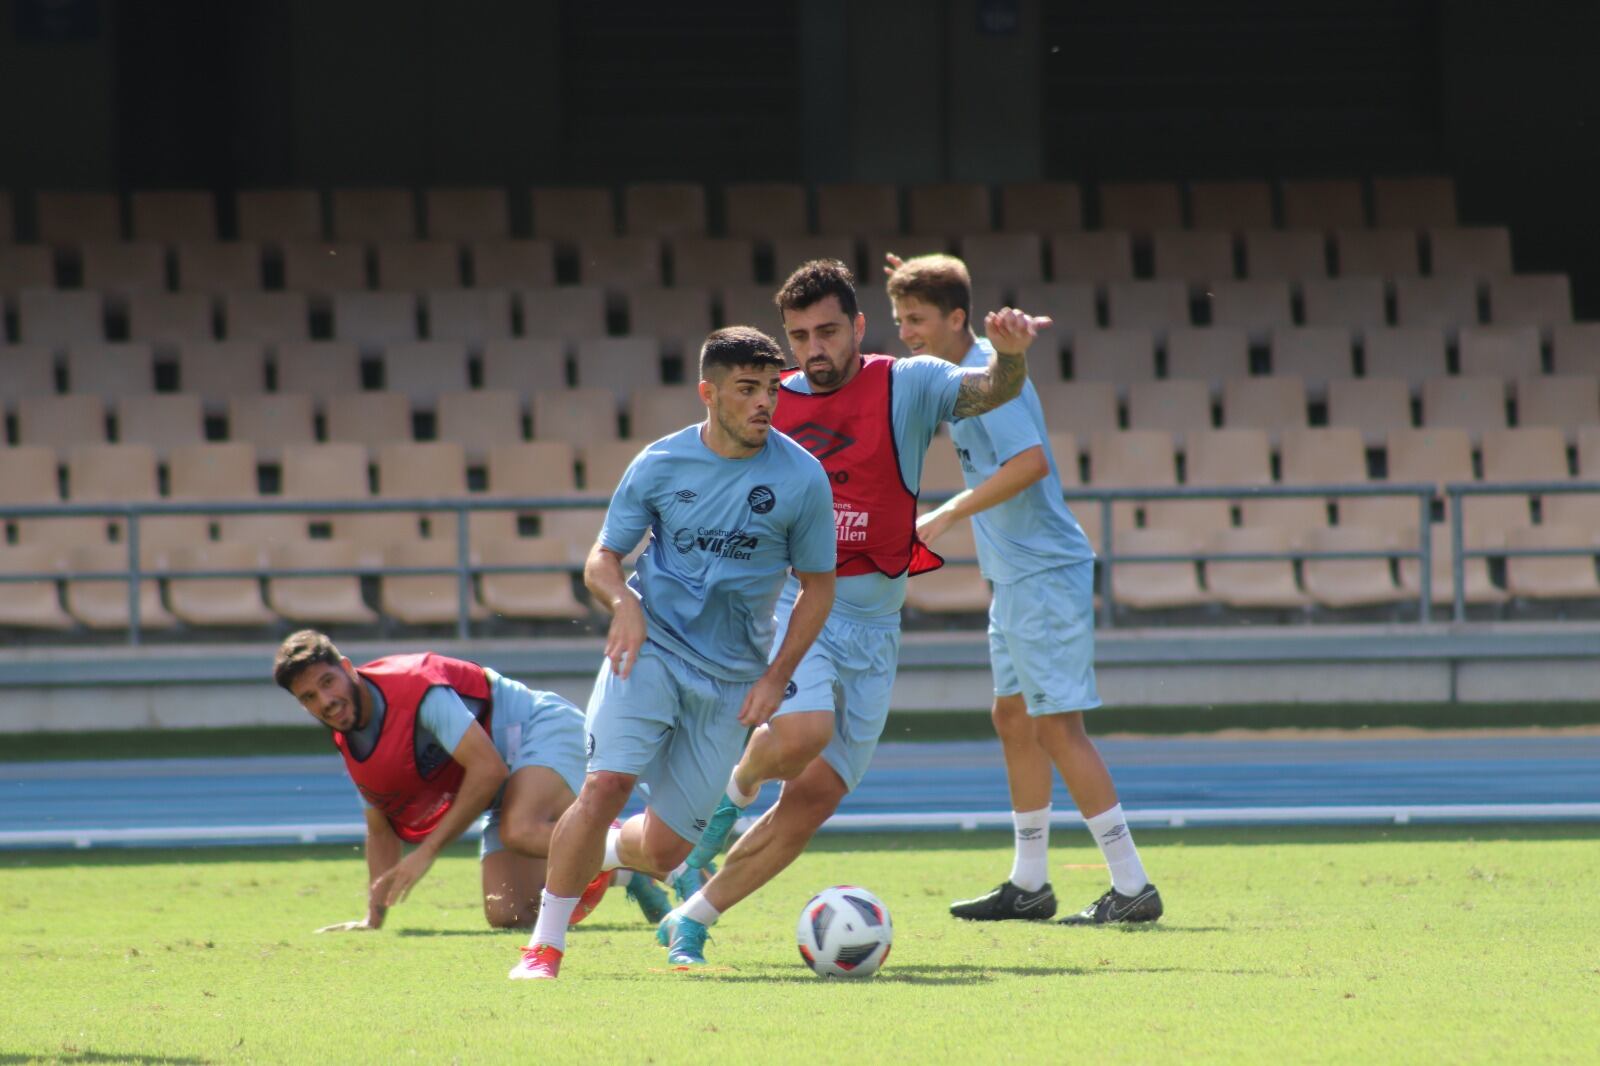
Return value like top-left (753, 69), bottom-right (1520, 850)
top-left (3, 825), bottom-right (1595, 1064)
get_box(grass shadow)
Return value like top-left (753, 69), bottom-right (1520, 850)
top-left (689, 962), bottom-right (1265, 985)
top-left (0, 1053), bottom-right (209, 1064)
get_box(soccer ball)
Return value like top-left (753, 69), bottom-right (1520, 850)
top-left (795, 885), bottom-right (893, 978)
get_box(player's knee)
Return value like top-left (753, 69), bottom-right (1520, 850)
top-left (1037, 710), bottom-right (1089, 746)
top-left (781, 777), bottom-right (847, 832)
top-left (637, 832), bottom-right (692, 875)
top-left (990, 698), bottom-right (1033, 741)
top-left (484, 895), bottom-right (535, 930)
top-left (771, 730), bottom-right (829, 778)
top-left (577, 772), bottom-right (635, 818)
top-left (497, 811), bottom-right (555, 858)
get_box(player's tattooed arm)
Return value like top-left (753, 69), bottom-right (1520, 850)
top-left (951, 308), bottom-right (1053, 418)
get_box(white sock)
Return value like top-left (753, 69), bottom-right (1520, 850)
top-left (667, 861), bottom-right (690, 883)
top-left (601, 824), bottom-right (623, 872)
top-left (610, 868), bottom-right (633, 888)
top-left (676, 891), bottom-right (721, 927)
top-left (528, 889), bottom-right (579, 952)
top-left (1084, 803), bottom-right (1148, 897)
top-left (1008, 806), bottom-right (1052, 892)
top-left (727, 768), bottom-right (760, 808)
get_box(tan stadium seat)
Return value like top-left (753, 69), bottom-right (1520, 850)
top-left (1243, 230), bottom-right (1327, 283)
top-left (226, 393), bottom-right (314, 462)
top-left (17, 394), bottom-right (107, 452)
top-left (626, 288), bottom-right (714, 355)
top-left (1373, 176), bottom-right (1457, 229)
top-left (920, 441), bottom-right (968, 497)
top-left (540, 507), bottom-right (607, 566)
top-left (854, 284), bottom-right (897, 354)
top-left (773, 236), bottom-right (858, 278)
top-left (1363, 327), bottom-right (1447, 392)
top-left (1048, 431), bottom-right (1102, 553)
top-left (1071, 329), bottom-right (1156, 395)
top-left (1013, 282), bottom-right (1097, 342)
top-left (629, 385), bottom-right (703, 442)
top-left (1105, 280), bottom-right (1190, 340)
top-left (1098, 181), bottom-right (1182, 235)
top-left (469, 240), bottom-right (556, 289)
top-left (274, 340), bottom-right (361, 393)
top-left (576, 236), bottom-right (664, 290)
top-left (331, 188), bottom-right (416, 242)
top-left (1000, 182), bottom-right (1083, 233)
top-left (531, 186), bottom-right (615, 243)
top-left (237, 189), bottom-right (324, 245)
top-left (1205, 526), bottom-right (1310, 609)
top-left (958, 233), bottom-right (1045, 287)
top-left (817, 184), bottom-right (901, 237)
top-left (573, 338), bottom-right (663, 405)
top-left (485, 441), bottom-right (581, 545)
top-left (1106, 527), bottom-right (1212, 610)
top-left (323, 391), bottom-right (411, 449)
top-left (1208, 281), bottom-right (1294, 344)
top-left (1239, 495), bottom-right (1330, 546)
top-left (381, 538), bottom-right (487, 624)
top-left (0, 445), bottom-right (72, 546)
top-left (1302, 525), bottom-right (1406, 608)
top-left (425, 288), bottom-right (513, 351)
top-left (425, 187), bottom-right (510, 242)
top-left (1151, 230), bottom-right (1234, 288)
top-left (1281, 426), bottom-right (1368, 485)
top-left (1089, 429), bottom-right (1177, 532)
top-left (1032, 380), bottom-right (1118, 449)
top-left (1128, 379), bottom-right (1212, 444)
top-left (1156, 427), bottom-right (1271, 534)
top-left (169, 441), bottom-right (258, 502)
top-left (1165, 328), bottom-right (1250, 395)
top-left (0, 543), bottom-right (73, 629)
top-left (719, 284), bottom-right (782, 335)
top-left (908, 183), bottom-right (992, 235)
top-left (1050, 232), bottom-right (1134, 287)
top-left (68, 443), bottom-right (206, 548)
top-left (127, 291), bottom-right (214, 354)
top-left (1388, 427), bottom-right (1474, 487)
top-left (381, 341), bottom-right (471, 408)
top-left (580, 439), bottom-right (647, 494)
top-left (1578, 426), bottom-right (1600, 480)
top-left (533, 387), bottom-right (621, 449)
top-left (723, 183), bottom-right (808, 240)
top-left (481, 339), bottom-right (568, 397)
top-left (114, 394), bottom-right (206, 457)
top-left (1190, 180), bottom-right (1273, 233)
top-left (65, 342), bottom-right (156, 400)
top-left (1301, 277), bottom-right (1388, 339)
top-left (375, 241), bottom-right (461, 290)
top-left (1473, 427), bottom-right (1567, 535)
top-left (437, 390), bottom-right (525, 461)
top-left (18, 289), bottom-right (104, 348)
top-left (1269, 327), bottom-right (1353, 402)
top-left (36, 191), bottom-right (121, 247)
top-left (282, 242), bottom-right (369, 299)
top-left (519, 286), bottom-right (608, 341)
top-left (1334, 229), bottom-right (1419, 280)
top-left (1420, 376), bottom-right (1507, 439)
top-left (1459, 326), bottom-right (1542, 380)
top-left (670, 238), bottom-right (756, 288)
top-left (1281, 179), bottom-right (1366, 231)
top-left (1504, 525), bottom-right (1600, 602)
top-left (333, 291), bottom-right (418, 355)
top-left (1516, 375), bottom-right (1599, 441)
top-left (224, 291), bottom-right (310, 344)
top-left (1488, 274), bottom-right (1572, 338)
top-left (1428, 227), bottom-right (1512, 285)
top-left (165, 247), bottom-right (255, 310)
top-left (1551, 323), bottom-right (1600, 376)
top-left (902, 514), bottom-right (989, 615)
top-left (266, 539), bottom-right (378, 625)
top-left (1395, 276), bottom-right (1479, 339)
top-left (0, 345), bottom-right (57, 408)
top-left (1, 245), bottom-right (55, 302)
top-left (64, 541), bottom-right (176, 630)
top-left (623, 183), bottom-right (706, 239)
top-left (164, 541), bottom-right (277, 626)
top-left (1222, 377), bottom-right (1309, 442)
top-left (277, 442), bottom-right (378, 546)
top-left (476, 536), bottom-right (587, 620)
top-left (1399, 523), bottom-right (1506, 606)
top-left (1326, 378), bottom-right (1412, 446)
top-left (131, 190), bottom-right (216, 244)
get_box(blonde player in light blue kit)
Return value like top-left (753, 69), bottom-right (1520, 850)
top-left (889, 253), bottom-right (1162, 926)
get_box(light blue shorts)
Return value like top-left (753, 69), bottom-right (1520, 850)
top-left (772, 608), bottom-right (901, 792)
top-left (989, 561), bottom-right (1102, 716)
top-left (583, 640), bottom-right (751, 845)
top-left (480, 675), bottom-right (586, 858)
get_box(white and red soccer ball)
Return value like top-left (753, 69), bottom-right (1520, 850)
top-left (796, 885), bottom-right (893, 978)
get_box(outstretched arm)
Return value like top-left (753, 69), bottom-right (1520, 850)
top-left (951, 309), bottom-right (1052, 419)
top-left (918, 445), bottom-right (1050, 545)
top-left (316, 807), bottom-right (401, 932)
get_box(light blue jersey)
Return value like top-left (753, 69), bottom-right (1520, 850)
top-left (777, 355), bottom-right (965, 623)
top-left (600, 423), bottom-right (835, 682)
top-left (949, 338), bottom-right (1095, 582)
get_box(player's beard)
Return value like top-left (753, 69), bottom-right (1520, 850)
top-left (802, 346), bottom-right (857, 392)
top-left (326, 673), bottom-right (364, 733)
top-left (714, 399), bottom-right (768, 453)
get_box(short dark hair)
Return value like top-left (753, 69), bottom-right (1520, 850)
top-left (775, 258), bottom-right (859, 321)
top-left (700, 326), bottom-right (786, 380)
top-left (886, 253), bottom-right (972, 324)
top-left (273, 629), bottom-right (343, 690)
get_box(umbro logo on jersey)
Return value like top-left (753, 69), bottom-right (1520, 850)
top-left (674, 489), bottom-right (698, 501)
top-left (693, 818), bottom-right (708, 831)
top-left (788, 422), bottom-right (856, 460)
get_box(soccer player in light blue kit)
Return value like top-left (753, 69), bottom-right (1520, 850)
top-left (890, 253), bottom-right (1161, 925)
top-left (512, 326), bottom-right (836, 979)
top-left (658, 259), bottom-right (1048, 965)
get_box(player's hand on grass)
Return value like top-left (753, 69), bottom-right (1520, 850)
top-left (314, 917), bottom-right (379, 934)
top-left (605, 595), bottom-right (647, 680)
top-left (916, 506), bottom-right (957, 545)
top-left (984, 308), bottom-right (1052, 357)
top-left (371, 849), bottom-right (435, 908)
top-left (737, 672), bottom-right (790, 728)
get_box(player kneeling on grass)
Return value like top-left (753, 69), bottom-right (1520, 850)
top-left (273, 630), bottom-right (671, 932)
